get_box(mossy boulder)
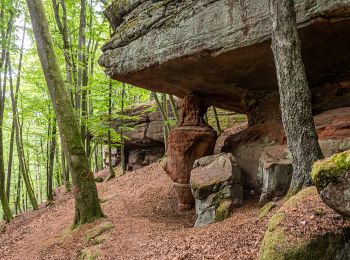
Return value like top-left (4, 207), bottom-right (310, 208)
top-left (311, 151), bottom-right (350, 190)
top-left (312, 150), bottom-right (350, 217)
top-left (191, 153), bottom-right (243, 227)
top-left (259, 187), bottom-right (350, 260)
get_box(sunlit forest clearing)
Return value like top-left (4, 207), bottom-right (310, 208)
top-left (1, 0), bottom-right (350, 259)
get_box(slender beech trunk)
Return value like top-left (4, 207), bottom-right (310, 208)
top-left (47, 118), bottom-right (56, 201)
top-left (107, 81), bottom-right (115, 180)
top-left (153, 92), bottom-right (170, 154)
top-left (6, 118), bottom-right (15, 201)
top-left (100, 143), bottom-right (104, 170)
top-left (0, 3), bottom-right (16, 221)
top-left (15, 169), bottom-right (21, 214)
top-left (0, 56), bottom-right (13, 222)
top-left (212, 107), bottom-right (222, 134)
top-left (9, 59), bottom-right (38, 210)
top-left (168, 95), bottom-right (179, 123)
top-left (120, 84), bottom-right (126, 175)
top-left (162, 94), bottom-right (169, 152)
top-left (269, 0), bottom-right (324, 194)
top-left (26, 0), bottom-right (103, 226)
top-left (94, 145), bottom-right (99, 172)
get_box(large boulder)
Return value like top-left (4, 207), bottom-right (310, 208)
top-left (259, 187), bottom-right (350, 260)
top-left (100, 0), bottom-right (350, 125)
top-left (190, 153), bottom-right (243, 227)
top-left (258, 154), bottom-right (293, 205)
top-left (312, 150), bottom-right (350, 217)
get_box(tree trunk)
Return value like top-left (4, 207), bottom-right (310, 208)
top-left (168, 95), bottom-right (179, 123)
top-left (47, 118), bottom-right (57, 201)
top-left (6, 118), bottom-right (15, 201)
top-left (120, 84), bottom-right (126, 175)
top-left (269, 0), bottom-right (324, 194)
top-left (26, 0), bottom-right (103, 227)
top-left (107, 81), bottom-right (115, 180)
top-left (212, 107), bottom-right (222, 134)
top-left (0, 59), bottom-right (13, 221)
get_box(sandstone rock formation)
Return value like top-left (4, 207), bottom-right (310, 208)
top-left (100, 0), bottom-right (350, 125)
top-left (109, 101), bottom-right (174, 170)
top-left (312, 150), bottom-right (350, 217)
top-left (191, 153), bottom-right (243, 227)
top-left (99, 0), bottom-right (350, 209)
top-left (163, 95), bottom-right (217, 211)
top-left (222, 107), bottom-right (350, 194)
top-left (257, 154), bottom-right (293, 205)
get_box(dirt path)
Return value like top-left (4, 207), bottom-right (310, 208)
top-left (0, 164), bottom-right (269, 260)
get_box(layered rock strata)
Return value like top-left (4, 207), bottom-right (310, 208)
top-left (100, 0), bottom-right (350, 125)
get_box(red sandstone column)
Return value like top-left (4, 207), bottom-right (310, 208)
top-left (164, 94), bottom-right (217, 211)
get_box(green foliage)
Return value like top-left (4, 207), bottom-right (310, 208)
top-left (0, 0), bottom-right (152, 219)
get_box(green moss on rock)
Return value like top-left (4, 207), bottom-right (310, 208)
top-left (259, 187), bottom-right (350, 260)
top-left (311, 151), bottom-right (350, 190)
top-left (215, 200), bottom-right (233, 222)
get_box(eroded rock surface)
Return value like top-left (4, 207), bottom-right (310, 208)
top-left (312, 150), bottom-right (350, 217)
top-left (164, 95), bottom-right (217, 211)
top-left (222, 107), bottom-right (350, 192)
top-left (100, 0), bottom-right (350, 124)
top-left (191, 153), bottom-right (243, 227)
top-left (258, 154), bottom-right (293, 205)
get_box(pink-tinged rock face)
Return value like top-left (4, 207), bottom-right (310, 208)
top-left (163, 95), bottom-right (217, 211)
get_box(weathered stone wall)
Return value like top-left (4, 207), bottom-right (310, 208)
top-left (100, 0), bottom-right (350, 124)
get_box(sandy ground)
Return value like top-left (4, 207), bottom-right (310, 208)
top-left (0, 164), bottom-right (268, 260)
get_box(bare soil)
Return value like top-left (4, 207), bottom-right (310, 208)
top-left (0, 164), bottom-right (268, 260)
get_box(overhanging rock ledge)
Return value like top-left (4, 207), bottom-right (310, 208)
top-left (99, 0), bottom-right (350, 125)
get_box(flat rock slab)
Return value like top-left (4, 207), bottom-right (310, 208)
top-left (100, 0), bottom-right (350, 113)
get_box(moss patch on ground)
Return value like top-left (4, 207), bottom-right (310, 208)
top-left (311, 150), bottom-right (350, 190)
top-left (83, 221), bottom-right (114, 245)
top-left (258, 202), bottom-right (276, 219)
top-left (80, 246), bottom-right (100, 260)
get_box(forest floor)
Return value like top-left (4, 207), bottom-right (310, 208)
top-left (0, 163), bottom-right (270, 260)
top-left (1, 155), bottom-right (347, 259)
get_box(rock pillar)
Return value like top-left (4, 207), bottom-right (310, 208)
top-left (164, 94), bottom-right (217, 211)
